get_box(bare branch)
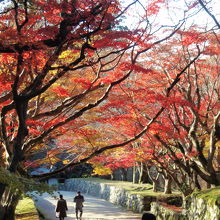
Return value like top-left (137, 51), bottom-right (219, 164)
top-left (198, 0), bottom-right (220, 29)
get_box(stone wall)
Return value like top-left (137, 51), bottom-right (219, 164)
top-left (151, 202), bottom-right (186, 220)
top-left (151, 191), bottom-right (220, 220)
top-left (183, 193), bottom-right (220, 220)
top-left (59, 178), bottom-right (146, 213)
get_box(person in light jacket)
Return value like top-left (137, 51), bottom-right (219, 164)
top-left (56, 194), bottom-right (68, 220)
top-left (74, 191), bottom-right (84, 219)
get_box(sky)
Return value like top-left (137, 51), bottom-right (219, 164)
top-left (120, 0), bottom-right (220, 32)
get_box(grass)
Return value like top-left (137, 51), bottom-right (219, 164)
top-left (15, 197), bottom-right (39, 220)
top-left (72, 177), bottom-right (181, 197)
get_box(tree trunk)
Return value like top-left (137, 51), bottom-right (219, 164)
top-left (120, 168), bottom-right (127, 181)
top-left (140, 164), bottom-right (150, 183)
top-left (193, 172), bottom-right (201, 190)
top-left (0, 183), bottom-right (7, 203)
top-left (152, 173), bottom-right (160, 192)
top-left (192, 162), bottom-right (220, 186)
top-left (146, 166), bottom-right (160, 192)
top-left (138, 162), bottom-right (143, 184)
top-left (0, 189), bottom-right (20, 220)
top-left (123, 168), bottom-right (128, 181)
top-left (133, 166), bottom-right (137, 184)
top-left (0, 151), bottom-right (22, 219)
top-left (164, 175), bottom-right (172, 194)
top-left (152, 180), bottom-right (159, 192)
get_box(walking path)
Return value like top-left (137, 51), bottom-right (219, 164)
top-left (34, 190), bottom-right (142, 220)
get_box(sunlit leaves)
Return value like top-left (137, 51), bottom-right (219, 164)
top-left (73, 78), bottom-right (92, 89)
top-left (52, 86), bottom-right (70, 97)
top-left (90, 147), bottom-right (136, 174)
top-left (0, 0), bottom-right (219, 191)
top-left (178, 30), bottom-right (206, 46)
top-left (146, 0), bottom-right (165, 16)
top-left (92, 163), bottom-right (112, 175)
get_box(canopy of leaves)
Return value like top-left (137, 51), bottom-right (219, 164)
top-left (0, 0), bottom-right (219, 193)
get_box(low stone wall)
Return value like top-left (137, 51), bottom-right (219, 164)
top-left (59, 178), bottom-right (145, 213)
top-left (151, 202), bottom-right (186, 220)
top-left (184, 194), bottom-right (220, 220)
top-left (151, 191), bottom-right (220, 220)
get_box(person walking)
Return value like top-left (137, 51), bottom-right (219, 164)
top-left (142, 212), bottom-right (156, 220)
top-left (56, 194), bottom-right (68, 220)
top-left (74, 191), bottom-right (85, 219)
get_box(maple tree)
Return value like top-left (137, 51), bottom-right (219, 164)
top-left (148, 25), bottom-right (220, 187)
top-left (0, 0), bottom-right (218, 218)
top-left (98, 27), bottom-right (219, 194)
top-left (0, 0), bottom-right (190, 218)
top-left (90, 1), bottom-right (220, 196)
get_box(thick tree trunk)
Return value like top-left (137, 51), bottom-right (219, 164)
top-left (193, 172), bottom-right (201, 190)
top-left (164, 175), bottom-right (172, 194)
top-left (0, 183), bottom-right (7, 203)
top-left (152, 173), bottom-right (160, 192)
top-left (0, 155), bottom-right (22, 219)
top-left (146, 166), bottom-right (160, 192)
top-left (192, 162), bottom-right (220, 186)
top-left (137, 163), bottom-right (149, 183)
top-left (0, 189), bottom-right (20, 220)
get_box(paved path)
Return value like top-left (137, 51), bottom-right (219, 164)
top-left (34, 191), bottom-right (141, 220)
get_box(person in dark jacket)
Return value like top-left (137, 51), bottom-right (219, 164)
top-left (74, 191), bottom-right (84, 219)
top-left (142, 212), bottom-right (156, 220)
top-left (56, 194), bottom-right (68, 220)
